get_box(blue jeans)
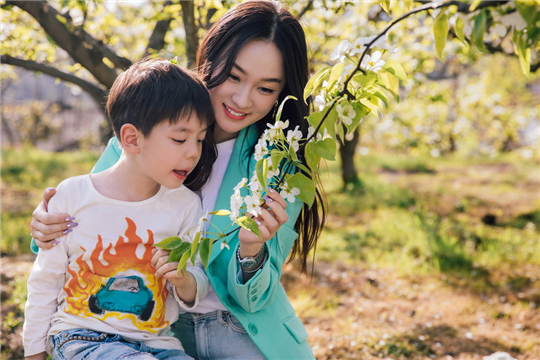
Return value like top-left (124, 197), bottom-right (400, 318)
top-left (51, 329), bottom-right (193, 360)
top-left (170, 311), bottom-right (265, 360)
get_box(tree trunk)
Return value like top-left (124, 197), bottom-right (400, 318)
top-left (181, 1), bottom-right (198, 69)
top-left (339, 126), bottom-right (361, 189)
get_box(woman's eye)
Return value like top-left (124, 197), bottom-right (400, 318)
top-left (260, 87), bottom-right (275, 94)
top-left (173, 139), bottom-right (186, 144)
top-left (197, 139), bottom-right (204, 143)
top-left (228, 74), bottom-right (240, 81)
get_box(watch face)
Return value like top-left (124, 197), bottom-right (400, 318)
top-left (241, 260), bottom-right (258, 268)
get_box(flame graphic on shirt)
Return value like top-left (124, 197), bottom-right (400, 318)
top-left (62, 217), bottom-right (169, 332)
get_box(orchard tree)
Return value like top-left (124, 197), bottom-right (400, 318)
top-left (1, 0), bottom-right (539, 187)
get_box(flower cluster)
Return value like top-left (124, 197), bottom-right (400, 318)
top-left (330, 34), bottom-right (396, 64)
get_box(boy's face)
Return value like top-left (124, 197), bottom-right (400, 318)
top-left (137, 117), bottom-right (207, 189)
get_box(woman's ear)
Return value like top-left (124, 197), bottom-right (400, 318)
top-left (120, 124), bottom-right (141, 154)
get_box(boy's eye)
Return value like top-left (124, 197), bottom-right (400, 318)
top-left (172, 139), bottom-right (186, 144)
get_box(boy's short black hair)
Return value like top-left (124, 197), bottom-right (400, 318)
top-left (107, 58), bottom-right (214, 137)
top-left (107, 58), bottom-right (217, 191)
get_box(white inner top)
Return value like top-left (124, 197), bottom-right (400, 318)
top-left (189, 138), bottom-right (236, 313)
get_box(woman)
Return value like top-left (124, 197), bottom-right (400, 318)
top-left (30, 1), bottom-right (325, 359)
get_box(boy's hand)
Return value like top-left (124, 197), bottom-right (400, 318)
top-left (26, 352), bottom-right (46, 360)
top-left (151, 248), bottom-right (196, 304)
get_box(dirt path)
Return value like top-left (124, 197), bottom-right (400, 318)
top-left (2, 255), bottom-right (538, 359)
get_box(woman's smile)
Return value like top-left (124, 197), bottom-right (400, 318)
top-left (223, 103), bottom-right (250, 120)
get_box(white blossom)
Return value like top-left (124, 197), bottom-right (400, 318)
top-left (280, 187), bottom-right (301, 203)
top-left (361, 51), bottom-right (385, 72)
top-left (352, 34), bottom-right (396, 55)
top-left (330, 39), bottom-right (353, 62)
top-left (196, 210), bottom-right (209, 233)
top-left (254, 138), bottom-right (268, 161)
top-left (336, 102), bottom-right (356, 126)
top-left (220, 241), bottom-right (230, 250)
top-left (233, 178), bottom-right (248, 191)
top-left (267, 120), bottom-right (289, 140)
top-left (314, 90), bottom-right (327, 111)
top-left (249, 174), bottom-right (262, 193)
top-left (229, 192), bottom-right (243, 220)
top-left (266, 158), bottom-right (280, 179)
top-left (245, 194), bottom-right (262, 216)
top-left (286, 125), bottom-right (303, 152)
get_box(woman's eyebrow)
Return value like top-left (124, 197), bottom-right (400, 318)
top-left (233, 63), bottom-right (282, 83)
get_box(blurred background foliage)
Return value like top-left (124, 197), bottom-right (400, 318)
top-left (1, 1), bottom-right (539, 359)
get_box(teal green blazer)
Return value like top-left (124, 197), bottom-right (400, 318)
top-left (91, 125), bottom-right (314, 359)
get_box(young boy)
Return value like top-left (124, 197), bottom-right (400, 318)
top-left (23, 59), bottom-right (216, 360)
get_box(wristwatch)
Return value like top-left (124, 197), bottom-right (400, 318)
top-left (237, 243), bottom-right (267, 270)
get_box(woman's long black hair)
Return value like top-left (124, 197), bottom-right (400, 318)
top-left (196, 0), bottom-right (326, 273)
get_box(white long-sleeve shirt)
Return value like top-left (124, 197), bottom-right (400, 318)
top-left (23, 175), bottom-right (208, 357)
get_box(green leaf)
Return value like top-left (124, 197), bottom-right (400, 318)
top-left (324, 106), bottom-right (338, 139)
top-left (345, 102), bottom-right (368, 134)
top-left (377, 74), bottom-right (399, 101)
top-left (337, 121), bottom-right (345, 142)
top-left (516, 32), bottom-right (531, 77)
top-left (515, 1), bottom-right (539, 26)
top-left (469, 0), bottom-right (482, 11)
top-left (292, 161), bottom-right (313, 177)
top-left (382, 60), bottom-right (408, 83)
top-left (190, 231), bottom-right (201, 258)
top-left (199, 238), bottom-right (212, 269)
top-left (270, 149), bottom-right (284, 172)
top-left (434, 10), bottom-right (449, 59)
top-left (208, 209), bottom-right (231, 216)
top-left (275, 95), bottom-right (297, 123)
top-left (327, 62), bottom-right (345, 90)
top-left (304, 66), bottom-right (330, 103)
top-left (373, 91), bottom-right (388, 109)
top-left (286, 173), bottom-right (316, 208)
top-left (256, 158), bottom-right (268, 192)
top-left (308, 112), bottom-right (323, 132)
top-left (190, 243), bottom-right (199, 265)
top-left (177, 249), bottom-right (191, 276)
top-left (353, 72), bottom-right (377, 88)
top-left (154, 236), bottom-right (184, 250)
top-left (379, 0), bottom-right (391, 14)
top-left (472, 9), bottom-right (488, 53)
top-left (236, 216), bottom-right (261, 240)
top-left (169, 242), bottom-right (190, 262)
top-left (305, 142), bottom-right (322, 171)
top-left (455, 17), bottom-right (467, 45)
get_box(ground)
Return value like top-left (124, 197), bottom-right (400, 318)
top-left (1, 153), bottom-right (539, 359)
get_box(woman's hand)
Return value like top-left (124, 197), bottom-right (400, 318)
top-left (238, 188), bottom-right (288, 257)
top-left (30, 187), bottom-right (77, 249)
top-left (152, 248), bottom-right (196, 303)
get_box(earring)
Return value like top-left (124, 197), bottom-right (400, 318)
top-left (272, 100), bottom-right (279, 120)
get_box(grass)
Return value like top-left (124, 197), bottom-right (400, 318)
top-left (1, 146), bottom-right (539, 359)
top-left (1, 145), bottom-right (99, 255)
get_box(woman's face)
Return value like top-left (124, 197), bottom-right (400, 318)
top-left (209, 40), bottom-right (285, 143)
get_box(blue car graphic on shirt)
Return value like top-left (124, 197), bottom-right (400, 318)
top-left (88, 276), bottom-right (155, 321)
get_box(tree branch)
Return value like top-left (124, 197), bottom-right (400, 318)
top-left (6, 0), bottom-right (127, 88)
top-left (414, 0), bottom-right (509, 13)
top-left (297, 1), bottom-right (313, 19)
top-left (144, 0), bottom-right (174, 58)
top-left (1, 54), bottom-right (108, 110)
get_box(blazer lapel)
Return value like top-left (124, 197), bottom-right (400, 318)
top-left (209, 125), bottom-right (259, 262)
